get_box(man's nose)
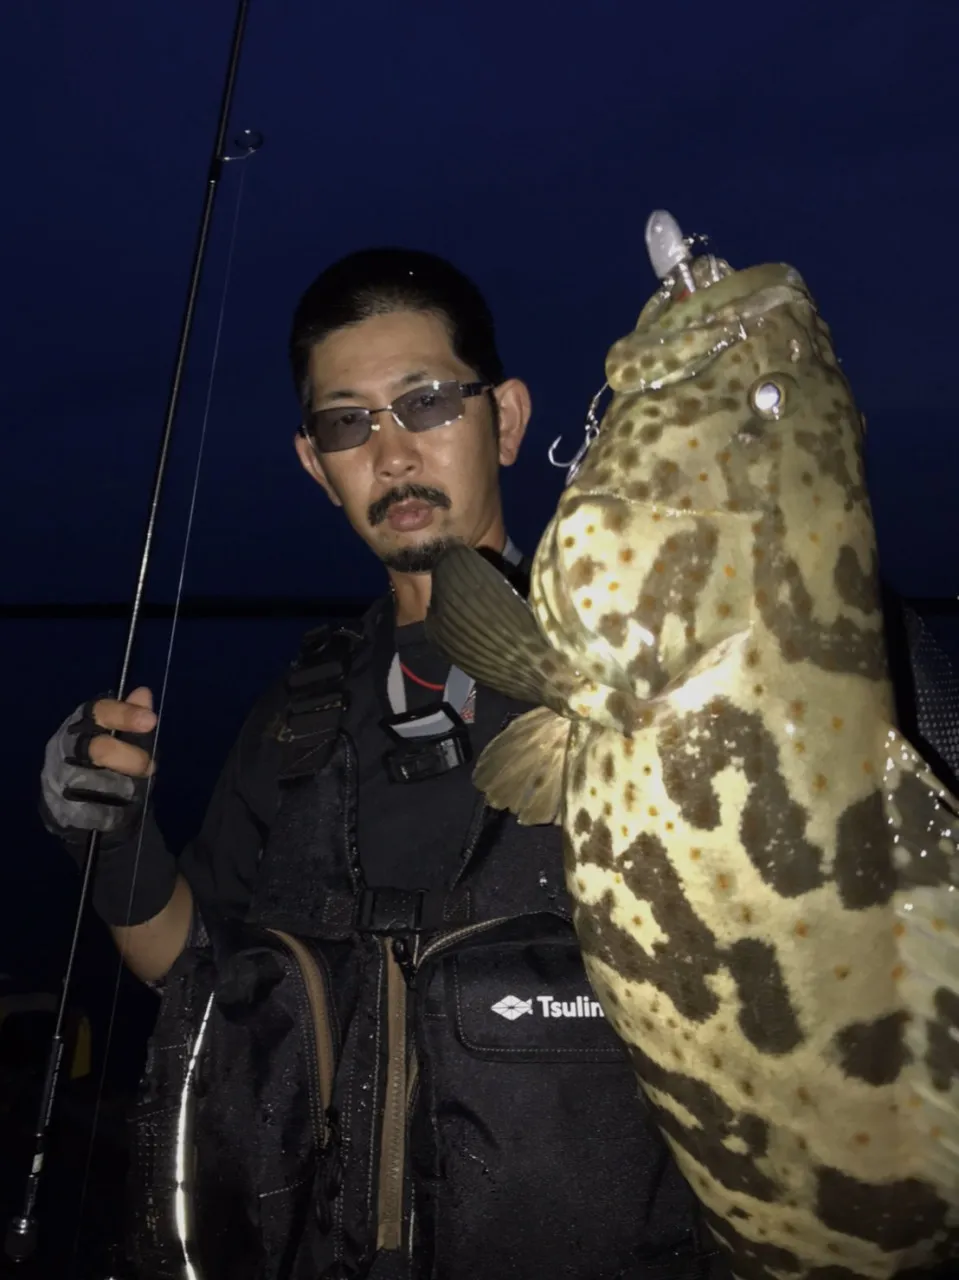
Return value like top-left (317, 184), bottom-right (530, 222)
top-left (370, 413), bottom-right (422, 481)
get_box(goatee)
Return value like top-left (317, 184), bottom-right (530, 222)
top-left (381, 536), bottom-right (460, 574)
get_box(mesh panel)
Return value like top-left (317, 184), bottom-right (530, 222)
top-left (903, 606), bottom-right (959, 788)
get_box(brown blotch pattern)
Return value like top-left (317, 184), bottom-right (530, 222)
top-left (794, 427), bottom-right (867, 512)
top-left (832, 1011), bottom-right (913, 1086)
top-left (751, 510), bottom-right (886, 679)
top-left (568, 555), bottom-right (603, 589)
top-left (832, 789), bottom-right (894, 909)
top-left (833, 544), bottom-right (879, 615)
top-left (574, 823), bottom-right (804, 1053)
top-left (627, 521), bottom-right (719, 693)
top-left (815, 1166), bottom-right (949, 1251)
top-left (628, 1040), bottom-right (781, 1203)
top-left (926, 986), bottom-right (959, 1092)
top-left (657, 697), bottom-right (826, 897)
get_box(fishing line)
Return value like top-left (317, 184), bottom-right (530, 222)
top-left (4, 0), bottom-right (258, 1265)
top-left (67, 157), bottom-right (253, 1278)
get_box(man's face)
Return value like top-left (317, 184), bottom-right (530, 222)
top-left (295, 310), bottom-right (530, 572)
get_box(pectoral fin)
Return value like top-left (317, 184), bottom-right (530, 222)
top-left (474, 706), bottom-right (570, 826)
top-left (425, 543), bottom-right (576, 714)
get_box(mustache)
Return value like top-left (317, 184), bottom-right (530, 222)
top-left (368, 484), bottom-right (451, 528)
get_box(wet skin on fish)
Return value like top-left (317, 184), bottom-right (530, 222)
top-left (425, 234), bottom-right (959, 1279)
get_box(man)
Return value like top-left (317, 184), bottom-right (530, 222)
top-left (41, 248), bottom-right (724, 1278)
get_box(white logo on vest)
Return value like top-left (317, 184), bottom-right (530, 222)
top-left (490, 994), bottom-right (606, 1020)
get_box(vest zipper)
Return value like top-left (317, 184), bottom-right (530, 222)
top-left (267, 929), bottom-right (335, 1147)
top-left (376, 937), bottom-right (408, 1251)
top-left (414, 917), bottom-right (515, 970)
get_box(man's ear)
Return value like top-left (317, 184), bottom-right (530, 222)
top-left (294, 430), bottom-right (343, 507)
top-left (494, 378), bottom-right (532, 467)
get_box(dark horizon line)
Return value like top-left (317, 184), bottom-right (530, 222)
top-left (1, 593), bottom-right (957, 621)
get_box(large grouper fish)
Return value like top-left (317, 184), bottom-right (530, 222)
top-left (424, 212), bottom-right (959, 1278)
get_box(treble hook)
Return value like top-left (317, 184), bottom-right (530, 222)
top-left (548, 381), bottom-right (609, 485)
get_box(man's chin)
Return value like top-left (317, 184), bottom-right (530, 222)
top-left (380, 535), bottom-right (460, 574)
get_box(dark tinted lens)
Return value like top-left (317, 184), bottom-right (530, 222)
top-left (394, 382), bottom-right (463, 433)
top-left (307, 407), bottom-right (372, 453)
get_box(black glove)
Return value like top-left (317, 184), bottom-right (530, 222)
top-left (40, 699), bottom-right (176, 925)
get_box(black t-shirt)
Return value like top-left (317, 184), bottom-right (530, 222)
top-left (350, 618), bottom-right (498, 889)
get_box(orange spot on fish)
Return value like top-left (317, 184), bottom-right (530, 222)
top-left (834, 966), bottom-right (850, 980)
top-left (853, 1133), bottom-right (870, 1146)
top-left (688, 438), bottom-right (699, 449)
top-left (564, 536), bottom-right (575, 548)
top-left (653, 561), bottom-right (664, 573)
top-left (754, 684), bottom-right (764, 695)
top-left (582, 598), bottom-right (592, 609)
top-left (690, 848), bottom-right (702, 861)
top-left (790, 700), bottom-right (806, 719)
top-left (717, 603), bottom-right (731, 617)
top-left (609, 581), bottom-right (620, 592)
top-left (933, 918), bottom-right (946, 931)
top-left (862, 760), bottom-right (874, 774)
top-left (814, 773), bottom-right (828, 790)
top-left (665, 821), bottom-right (674, 831)
top-left (698, 472), bottom-right (708, 482)
top-left (891, 965), bottom-right (905, 981)
top-left (716, 874), bottom-right (730, 892)
top-left (809, 533), bottom-right (820, 544)
top-left (619, 549), bottom-right (633, 563)
top-left (893, 922), bottom-right (906, 938)
top-left (832, 717), bottom-right (844, 730)
top-left (648, 806), bottom-right (658, 817)
top-left (794, 922), bottom-right (808, 937)
top-left (794, 741), bottom-right (806, 754)
top-left (586, 524), bottom-right (595, 534)
top-left (632, 914), bottom-right (642, 926)
top-left (740, 905), bottom-right (753, 924)
top-left (797, 1087), bottom-right (811, 1104)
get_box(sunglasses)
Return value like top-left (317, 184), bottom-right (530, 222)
top-left (301, 380), bottom-right (490, 454)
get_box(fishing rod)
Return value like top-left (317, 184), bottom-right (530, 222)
top-left (5, 0), bottom-right (258, 1262)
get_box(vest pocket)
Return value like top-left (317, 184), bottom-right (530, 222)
top-left (409, 924), bottom-right (710, 1280)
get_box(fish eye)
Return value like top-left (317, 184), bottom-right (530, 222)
top-left (748, 376), bottom-right (793, 421)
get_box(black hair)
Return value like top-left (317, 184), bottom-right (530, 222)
top-left (288, 247), bottom-right (505, 416)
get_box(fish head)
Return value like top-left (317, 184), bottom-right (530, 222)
top-left (529, 250), bottom-right (877, 704)
top-left (570, 256), bottom-right (867, 521)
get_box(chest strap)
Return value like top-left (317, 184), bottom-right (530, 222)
top-left (277, 624), bottom-right (359, 782)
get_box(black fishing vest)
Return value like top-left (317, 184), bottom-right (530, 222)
top-left (125, 617), bottom-right (725, 1280)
